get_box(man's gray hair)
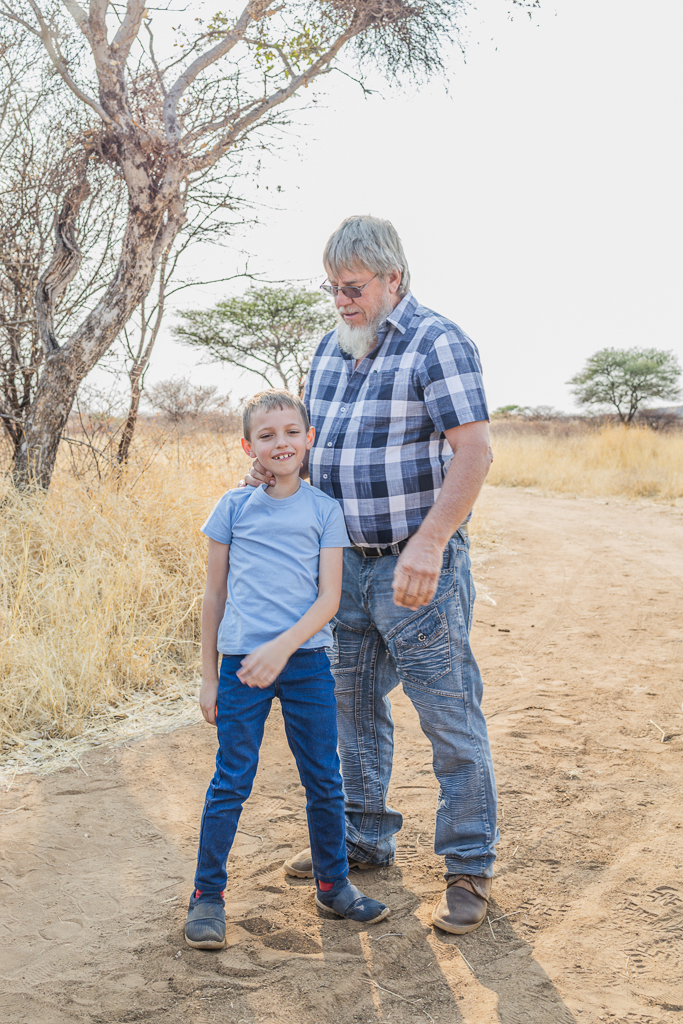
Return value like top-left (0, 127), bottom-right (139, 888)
top-left (323, 215), bottom-right (411, 297)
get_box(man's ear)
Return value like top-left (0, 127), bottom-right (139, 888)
top-left (241, 436), bottom-right (254, 457)
top-left (387, 268), bottom-right (401, 294)
top-left (306, 425), bottom-right (315, 450)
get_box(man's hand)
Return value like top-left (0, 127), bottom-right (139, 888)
top-left (241, 457), bottom-right (274, 489)
top-left (199, 678), bottom-right (219, 725)
top-left (237, 638), bottom-right (292, 689)
top-left (392, 534), bottom-right (444, 610)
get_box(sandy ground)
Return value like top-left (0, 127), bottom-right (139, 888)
top-left (1, 487), bottom-right (682, 1024)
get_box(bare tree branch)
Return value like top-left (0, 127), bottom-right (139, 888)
top-left (144, 19), bottom-right (167, 98)
top-left (24, 0), bottom-right (114, 124)
top-left (163, 1), bottom-right (259, 141)
top-left (60, 1), bottom-right (90, 38)
top-left (35, 168), bottom-right (92, 354)
top-left (190, 23), bottom-right (358, 170)
top-left (112, 1), bottom-right (147, 66)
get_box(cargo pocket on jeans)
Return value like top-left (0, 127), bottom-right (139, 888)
top-left (394, 606), bottom-right (451, 685)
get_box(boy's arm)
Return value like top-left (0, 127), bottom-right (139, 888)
top-left (200, 538), bottom-right (230, 724)
top-left (236, 546), bottom-right (343, 689)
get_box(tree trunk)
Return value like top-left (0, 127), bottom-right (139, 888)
top-left (116, 249), bottom-right (170, 466)
top-left (11, 346), bottom-right (83, 489)
top-left (116, 369), bottom-right (143, 466)
top-left (12, 197), bottom-right (183, 491)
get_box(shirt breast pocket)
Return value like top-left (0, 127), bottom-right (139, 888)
top-left (361, 369), bottom-right (417, 405)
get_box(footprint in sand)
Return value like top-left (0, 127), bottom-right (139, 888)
top-left (236, 917), bottom-right (322, 955)
top-left (39, 919), bottom-right (84, 941)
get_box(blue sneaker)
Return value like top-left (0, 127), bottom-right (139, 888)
top-left (315, 880), bottom-right (390, 924)
top-left (184, 890), bottom-right (226, 949)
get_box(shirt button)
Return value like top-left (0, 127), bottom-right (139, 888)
top-left (327, 442), bottom-right (333, 447)
top-left (340, 407), bottom-right (346, 412)
top-left (323, 474), bottom-right (328, 479)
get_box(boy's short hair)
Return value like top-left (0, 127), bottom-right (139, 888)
top-left (242, 389), bottom-right (310, 441)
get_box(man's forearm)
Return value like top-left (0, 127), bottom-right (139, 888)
top-left (416, 442), bottom-right (492, 550)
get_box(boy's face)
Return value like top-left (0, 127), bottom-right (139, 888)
top-left (241, 406), bottom-right (314, 478)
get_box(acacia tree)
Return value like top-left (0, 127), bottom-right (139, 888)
top-left (146, 378), bottom-right (227, 424)
top-left (174, 284), bottom-right (335, 394)
top-left (0, 33), bottom-right (123, 465)
top-left (0, 0), bottom-right (537, 490)
top-left (568, 347), bottom-right (681, 424)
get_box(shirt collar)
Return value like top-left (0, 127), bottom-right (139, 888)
top-left (382, 291), bottom-right (416, 336)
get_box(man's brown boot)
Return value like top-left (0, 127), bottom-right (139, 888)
top-left (432, 874), bottom-right (492, 935)
top-left (284, 847), bottom-right (393, 878)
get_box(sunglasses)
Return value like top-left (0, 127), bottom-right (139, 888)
top-left (320, 273), bottom-right (378, 299)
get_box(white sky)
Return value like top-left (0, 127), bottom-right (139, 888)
top-left (133, 0), bottom-right (683, 414)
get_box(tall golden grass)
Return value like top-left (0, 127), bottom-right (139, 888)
top-left (488, 422), bottom-right (683, 499)
top-left (0, 420), bottom-right (679, 753)
top-left (0, 433), bottom-right (249, 750)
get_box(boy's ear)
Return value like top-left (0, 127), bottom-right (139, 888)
top-left (241, 436), bottom-right (254, 458)
top-left (306, 425), bottom-right (315, 450)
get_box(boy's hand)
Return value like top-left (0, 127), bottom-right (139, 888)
top-left (237, 639), bottom-right (291, 689)
top-left (199, 678), bottom-right (219, 725)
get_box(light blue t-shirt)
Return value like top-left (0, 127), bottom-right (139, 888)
top-left (201, 481), bottom-right (350, 655)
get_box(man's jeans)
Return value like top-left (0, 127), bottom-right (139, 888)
top-left (328, 532), bottom-right (499, 878)
top-left (194, 649), bottom-right (349, 894)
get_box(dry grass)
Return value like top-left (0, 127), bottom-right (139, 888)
top-left (1, 419), bottom-right (678, 772)
top-left (0, 431), bottom-right (250, 761)
top-left (488, 422), bottom-right (683, 500)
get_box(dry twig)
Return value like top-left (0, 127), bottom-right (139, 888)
top-left (490, 909), bottom-right (522, 923)
top-left (458, 948), bottom-right (475, 973)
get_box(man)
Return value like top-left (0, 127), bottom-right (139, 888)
top-left (249, 215), bottom-right (499, 934)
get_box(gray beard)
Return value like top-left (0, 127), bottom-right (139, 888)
top-left (336, 298), bottom-right (394, 361)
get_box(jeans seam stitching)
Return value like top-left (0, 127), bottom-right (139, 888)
top-left (349, 626), bottom-right (378, 859)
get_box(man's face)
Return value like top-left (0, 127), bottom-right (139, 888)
top-left (326, 264), bottom-right (402, 330)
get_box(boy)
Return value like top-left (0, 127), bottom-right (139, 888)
top-left (185, 389), bottom-right (390, 949)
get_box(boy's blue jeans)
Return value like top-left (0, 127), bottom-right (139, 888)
top-left (329, 532), bottom-right (499, 878)
top-left (193, 649), bottom-right (349, 894)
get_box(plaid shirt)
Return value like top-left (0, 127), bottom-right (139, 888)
top-left (303, 292), bottom-right (489, 547)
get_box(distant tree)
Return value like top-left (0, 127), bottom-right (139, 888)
top-left (146, 379), bottom-right (228, 425)
top-left (520, 404), bottom-right (561, 421)
top-left (491, 404), bottom-right (527, 419)
top-left (568, 347), bottom-right (682, 425)
top-left (174, 285), bottom-right (336, 394)
top-left (635, 406), bottom-right (683, 432)
top-left (491, 404), bottom-right (560, 421)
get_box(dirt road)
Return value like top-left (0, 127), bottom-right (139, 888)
top-left (1, 487), bottom-right (682, 1024)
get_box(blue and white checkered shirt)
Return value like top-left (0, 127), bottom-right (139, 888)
top-left (303, 292), bottom-right (489, 547)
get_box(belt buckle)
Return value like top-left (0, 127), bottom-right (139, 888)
top-left (360, 546), bottom-right (380, 558)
